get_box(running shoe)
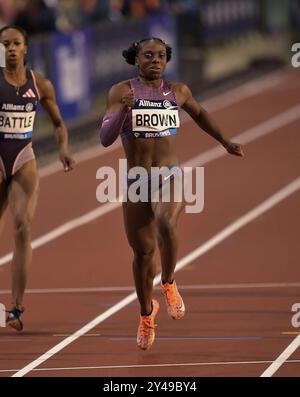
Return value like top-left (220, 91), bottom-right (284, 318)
top-left (137, 299), bottom-right (159, 350)
top-left (6, 305), bottom-right (24, 332)
top-left (161, 280), bottom-right (185, 319)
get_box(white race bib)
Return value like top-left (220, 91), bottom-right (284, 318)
top-left (0, 111), bottom-right (36, 133)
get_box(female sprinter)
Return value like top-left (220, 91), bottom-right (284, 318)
top-left (0, 25), bottom-right (75, 331)
top-left (100, 38), bottom-right (244, 350)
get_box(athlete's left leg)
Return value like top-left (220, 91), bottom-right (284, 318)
top-left (152, 177), bottom-right (185, 283)
top-left (7, 159), bottom-right (39, 308)
top-left (152, 177), bottom-right (186, 319)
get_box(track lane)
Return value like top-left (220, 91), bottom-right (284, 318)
top-left (0, 69), bottom-right (299, 377)
top-left (22, 186), bottom-right (300, 377)
top-left (0, 69), bottom-right (299, 255)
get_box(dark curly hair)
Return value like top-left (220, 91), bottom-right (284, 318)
top-left (122, 37), bottom-right (172, 65)
top-left (0, 25), bottom-right (29, 45)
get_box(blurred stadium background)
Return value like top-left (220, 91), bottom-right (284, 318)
top-left (0, 0), bottom-right (299, 160)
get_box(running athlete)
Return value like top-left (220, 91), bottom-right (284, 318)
top-left (0, 26), bottom-right (75, 331)
top-left (99, 38), bottom-right (244, 350)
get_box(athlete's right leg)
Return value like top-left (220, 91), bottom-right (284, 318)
top-left (122, 201), bottom-right (157, 316)
top-left (0, 171), bottom-right (10, 327)
top-left (0, 170), bottom-right (8, 239)
top-left (122, 201), bottom-right (160, 350)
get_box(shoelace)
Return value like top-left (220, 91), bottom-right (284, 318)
top-left (139, 317), bottom-right (156, 337)
top-left (163, 285), bottom-right (181, 307)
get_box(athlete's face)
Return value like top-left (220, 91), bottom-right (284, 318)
top-left (136, 40), bottom-right (167, 80)
top-left (0, 29), bottom-right (27, 67)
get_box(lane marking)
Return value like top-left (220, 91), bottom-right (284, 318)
top-left (281, 332), bottom-right (300, 335)
top-left (110, 336), bottom-right (262, 341)
top-left (11, 176), bottom-right (300, 377)
top-left (0, 201), bottom-right (120, 267)
top-left (2, 359), bottom-right (300, 374)
top-left (0, 339), bottom-right (32, 343)
top-left (183, 103), bottom-right (300, 167)
top-left (2, 103), bottom-right (300, 268)
top-left (260, 334), bottom-right (300, 377)
top-left (1, 282), bottom-right (300, 295)
top-left (53, 333), bottom-right (100, 337)
top-left (39, 69), bottom-right (289, 178)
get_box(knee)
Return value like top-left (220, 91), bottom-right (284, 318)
top-left (157, 213), bottom-right (176, 238)
top-left (133, 246), bottom-right (156, 264)
top-left (14, 217), bottom-right (31, 243)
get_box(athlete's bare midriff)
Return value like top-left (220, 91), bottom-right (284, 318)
top-left (122, 134), bottom-right (178, 170)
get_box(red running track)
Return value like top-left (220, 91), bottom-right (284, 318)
top-left (0, 68), bottom-right (300, 377)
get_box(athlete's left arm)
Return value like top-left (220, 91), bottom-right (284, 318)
top-left (35, 72), bottom-right (75, 171)
top-left (179, 83), bottom-right (244, 157)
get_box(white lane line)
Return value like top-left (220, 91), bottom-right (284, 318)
top-left (176, 282), bottom-right (300, 290)
top-left (11, 176), bottom-right (300, 377)
top-left (200, 69), bottom-right (288, 113)
top-left (260, 335), bottom-right (300, 377)
top-left (3, 359), bottom-right (300, 374)
top-left (184, 103), bottom-right (300, 167)
top-left (1, 282), bottom-right (299, 295)
top-left (2, 103), bottom-right (300, 269)
top-left (0, 201), bottom-right (120, 267)
top-left (38, 68), bottom-right (288, 178)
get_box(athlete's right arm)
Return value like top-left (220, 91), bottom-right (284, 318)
top-left (99, 83), bottom-right (134, 147)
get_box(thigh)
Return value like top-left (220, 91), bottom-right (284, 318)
top-left (8, 159), bottom-right (39, 223)
top-left (122, 201), bottom-right (156, 252)
top-left (152, 177), bottom-right (185, 224)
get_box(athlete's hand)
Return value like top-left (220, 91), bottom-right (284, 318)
top-left (224, 141), bottom-right (244, 157)
top-left (59, 148), bottom-right (75, 172)
top-left (121, 89), bottom-right (135, 110)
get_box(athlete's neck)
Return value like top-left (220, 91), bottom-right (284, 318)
top-left (4, 63), bottom-right (26, 77)
top-left (3, 64), bottom-right (26, 84)
top-left (138, 75), bottom-right (162, 88)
